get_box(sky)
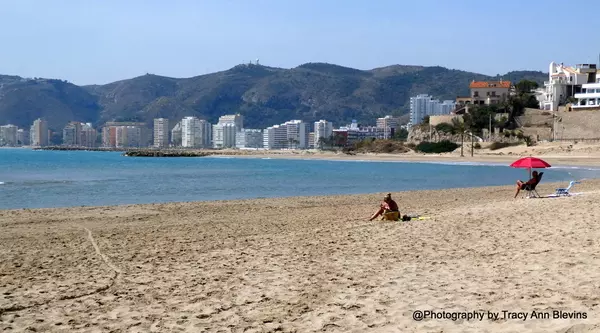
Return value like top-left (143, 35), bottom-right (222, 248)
top-left (0, 0), bottom-right (599, 85)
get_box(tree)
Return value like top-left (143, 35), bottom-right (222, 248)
top-left (452, 118), bottom-right (466, 157)
top-left (515, 79), bottom-right (539, 94)
top-left (392, 128), bottom-right (409, 141)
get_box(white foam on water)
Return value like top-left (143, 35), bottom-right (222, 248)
top-left (0, 182), bottom-right (4, 185)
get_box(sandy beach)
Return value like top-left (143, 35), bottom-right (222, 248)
top-left (203, 141), bottom-right (600, 167)
top-left (2, 178), bottom-right (600, 332)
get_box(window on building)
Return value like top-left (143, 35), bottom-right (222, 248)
top-left (491, 91), bottom-right (496, 97)
top-left (473, 91), bottom-right (479, 97)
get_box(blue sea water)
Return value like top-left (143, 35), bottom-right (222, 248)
top-left (0, 148), bottom-right (599, 210)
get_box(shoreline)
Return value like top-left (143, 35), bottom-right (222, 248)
top-left (2, 181), bottom-right (600, 332)
top-left (20, 145), bottom-right (600, 167)
top-left (1, 179), bottom-right (597, 212)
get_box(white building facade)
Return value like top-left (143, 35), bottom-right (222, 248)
top-left (0, 124), bottom-right (18, 146)
top-left (17, 129), bottom-right (29, 146)
top-left (153, 118), bottom-right (169, 148)
top-left (284, 120), bottom-right (308, 149)
top-left (30, 118), bottom-right (49, 146)
top-left (263, 125), bottom-right (287, 149)
top-left (181, 117), bottom-right (211, 148)
top-left (212, 123), bottom-right (236, 148)
top-left (314, 120), bottom-right (333, 147)
top-left (536, 62), bottom-right (597, 111)
top-left (218, 114), bottom-right (243, 129)
top-left (235, 129), bottom-right (263, 149)
top-left (573, 80), bottom-right (600, 109)
top-left (376, 116), bottom-right (398, 139)
top-left (409, 95), bottom-right (456, 127)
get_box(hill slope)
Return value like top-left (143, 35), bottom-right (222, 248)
top-left (0, 64), bottom-right (547, 131)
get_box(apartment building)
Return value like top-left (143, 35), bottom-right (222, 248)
top-left (181, 117), bottom-right (211, 148)
top-left (153, 118), bottom-right (169, 148)
top-left (115, 126), bottom-right (142, 148)
top-left (30, 118), bottom-right (49, 146)
top-left (171, 121), bottom-right (182, 146)
top-left (469, 80), bottom-right (511, 105)
top-left (212, 123), bottom-right (236, 148)
top-left (263, 125), bottom-right (287, 149)
top-left (235, 129), bottom-right (263, 149)
top-left (376, 115), bottom-right (398, 139)
top-left (17, 129), bottom-right (29, 146)
top-left (332, 120), bottom-right (386, 147)
top-left (218, 114), bottom-right (244, 129)
top-left (102, 122), bottom-right (148, 147)
top-left (536, 62), bottom-right (598, 111)
top-left (0, 124), bottom-right (18, 146)
top-left (409, 95), bottom-right (456, 127)
top-left (284, 120), bottom-right (309, 149)
top-left (314, 120), bottom-right (333, 147)
top-left (81, 123), bottom-right (97, 147)
top-left (573, 78), bottom-right (600, 110)
top-left (63, 122), bottom-right (82, 146)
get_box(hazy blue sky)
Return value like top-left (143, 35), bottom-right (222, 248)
top-left (1, 0), bottom-right (598, 85)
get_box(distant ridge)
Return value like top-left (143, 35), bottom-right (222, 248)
top-left (0, 64), bottom-right (547, 133)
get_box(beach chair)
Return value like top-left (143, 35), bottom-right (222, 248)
top-left (522, 172), bottom-right (544, 198)
top-left (554, 181), bottom-right (580, 197)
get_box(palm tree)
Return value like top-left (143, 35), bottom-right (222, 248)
top-left (452, 117), bottom-right (466, 157)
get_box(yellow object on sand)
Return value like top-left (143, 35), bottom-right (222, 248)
top-left (381, 211), bottom-right (400, 221)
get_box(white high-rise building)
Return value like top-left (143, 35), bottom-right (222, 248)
top-left (30, 118), bottom-right (49, 146)
top-left (115, 126), bottom-right (142, 148)
top-left (218, 114), bottom-right (243, 129)
top-left (284, 120), bottom-right (308, 149)
top-left (235, 129), bottom-right (263, 149)
top-left (263, 125), bottom-right (288, 149)
top-left (17, 129), bottom-right (29, 146)
top-left (376, 116), bottom-right (398, 139)
top-left (63, 122), bottom-right (82, 146)
top-left (409, 94), bottom-right (456, 126)
top-left (171, 121), bottom-right (182, 146)
top-left (0, 124), bottom-right (18, 146)
top-left (212, 123), bottom-right (236, 148)
top-left (153, 118), bottom-right (169, 148)
top-left (81, 123), bottom-right (97, 148)
top-left (314, 120), bottom-right (333, 147)
top-left (181, 117), bottom-right (211, 148)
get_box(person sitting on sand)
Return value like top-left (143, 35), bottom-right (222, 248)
top-left (514, 170), bottom-right (539, 198)
top-left (369, 193), bottom-right (400, 221)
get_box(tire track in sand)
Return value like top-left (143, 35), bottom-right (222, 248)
top-left (0, 227), bottom-right (122, 315)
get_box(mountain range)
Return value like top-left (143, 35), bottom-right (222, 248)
top-left (0, 63), bottom-right (547, 131)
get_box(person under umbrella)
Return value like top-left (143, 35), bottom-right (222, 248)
top-left (514, 170), bottom-right (539, 198)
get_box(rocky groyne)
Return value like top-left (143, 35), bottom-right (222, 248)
top-left (122, 150), bottom-right (214, 157)
top-left (33, 146), bottom-right (127, 151)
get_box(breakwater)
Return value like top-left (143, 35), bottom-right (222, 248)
top-left (33, 146), bottom-right (127, 151)
top-left (123, 150), bottom-right (214, 157)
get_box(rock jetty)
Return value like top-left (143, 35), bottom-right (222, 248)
top-left (123, 150), bottom-right (213, 157)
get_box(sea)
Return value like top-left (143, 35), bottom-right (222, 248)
top-left (1, 148), bottom-right (599, 210)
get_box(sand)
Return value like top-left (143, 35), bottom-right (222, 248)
top-left (2, 178), bottom-right (600, 333)
top-left (208, 141), bottom-right (600, 167)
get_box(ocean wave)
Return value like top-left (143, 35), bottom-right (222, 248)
top-left (0, 181), bottom-right (4, 185)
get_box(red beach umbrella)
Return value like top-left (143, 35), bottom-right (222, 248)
top-left (510, 157), bottom-right (551, 178)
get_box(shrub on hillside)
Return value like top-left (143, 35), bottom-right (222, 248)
top-left (435, 123), bottom-right (455, 134)
top-left (415, 140), bottom-right (459, 153)
top-left (489, 142), bottom-right (521, 150)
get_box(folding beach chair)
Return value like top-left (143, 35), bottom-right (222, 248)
top-left (554, 180), bottom-right (580, 197)
top-left (522, 172), bottom-right (544, 198)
